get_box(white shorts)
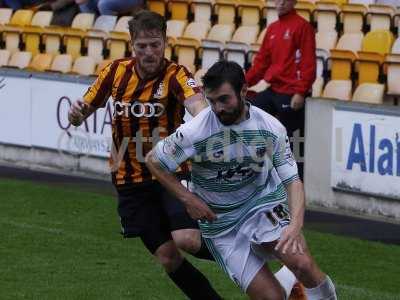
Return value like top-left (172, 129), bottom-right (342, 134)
top-left (204, 203), bottom-right (290, 292)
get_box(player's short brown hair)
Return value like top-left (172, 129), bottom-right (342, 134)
top-left (128, 10), bottom-right (167, 41)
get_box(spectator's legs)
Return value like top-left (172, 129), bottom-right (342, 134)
top-left (97, 0), bottom-right (144, 15)
top-left (79, 0), bottom-right (98, 13)
top-left (4, 0), bottom-right (23, 9)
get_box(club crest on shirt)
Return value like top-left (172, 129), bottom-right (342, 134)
top-left (186, 78), bottom-right (197, 88)
top-left (154, 81), bottom-right (164, 99)
top-left (284, 29), bottom-right (291, 40)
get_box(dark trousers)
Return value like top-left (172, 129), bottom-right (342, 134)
top-left (252, 89), bottom-right (305, 180)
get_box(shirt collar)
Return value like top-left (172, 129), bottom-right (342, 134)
top-left (278, 9), bottom-right (297, 20)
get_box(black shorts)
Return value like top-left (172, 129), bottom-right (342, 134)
top-left (116, 181), bottom-right (198, 253)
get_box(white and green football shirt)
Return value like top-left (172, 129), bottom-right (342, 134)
top-left (154, 103), bottom-right (299, 238)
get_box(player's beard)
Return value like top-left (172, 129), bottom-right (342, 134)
top-left (216, 98), bottom-right (245, 126)
top-left (138, 56), bottom-right (163, 79)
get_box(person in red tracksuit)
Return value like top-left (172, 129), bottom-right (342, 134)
top-left (246, 0), bottom-right (316, 179)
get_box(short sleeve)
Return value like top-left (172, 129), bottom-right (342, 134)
top-left (273, 129), bottom-right (299, 185)
top-left (170, 66), bottom-right (202, 103)
top-left (83, 62), bottom-right (114, 108)
top-left (153, 126), bottom-right (196, 172)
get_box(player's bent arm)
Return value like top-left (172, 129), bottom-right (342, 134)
top-left (285, 179), bottom-right (305, 230)
top-left (183, 93), bottom-right (208, 117)
top-left (145, 150), bottom-right (216, 221)
top-left (68, 100), bottom-right (97, 126)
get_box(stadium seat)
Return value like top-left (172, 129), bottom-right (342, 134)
top-left (361, 29), bottom-right (394, 55)
top-left (147, 0), bottom-right (167, 16)
top-left (63, 33), bottom-right (83, 60)
top-left (352, 83), bottom-right (385, 104)
top-left (28, 53), bottom-right (53, 71)
top-left (8, 51), bottom-right (32, 69)
top-left (95, 59), bottom-right (112, 75)
top-left (225, 26), bottom-right (260, 68)
top-left (3, 29), bottom-right (20, 53)
top-left (71, 56), bottom-right (96, 76)
top-left (312, 55), bottom-right (326, 97)
top-left (181, 22), bottom-right (210, 42)
top-left (21, 26), bottom-right (42, 56)
top-left (314, 6), bottom-right (338, 33)
top-left (92, 15), bottom-right (117, 33)
top-left (200, 45), bottom-right (222, 69)
top-left (31, 11), bottom-right (53, 27)
top-left (0, 49), bottom-right (10, 67)
top-left (385, 54), bottom-right (400, 96)
top-left (295, 1), bottom-right (315, 22)
top-left (316, 31), bottom-right (338, 52)
top-left (0, 8), bottom-right (13, 25)
top-left (238, 0), bottom-right (264, 26)
top-left (113, 16), bottom-right (133, 33)
top-left (330, 49), bottom-right (357, 80)
top-left (336, 32), bottom-right (364, 53)
top-left (206, 24), bottom-right (235, 43)
top-left (85, 32), bottom-right (105, 63)
top-left (50, 54), bottom-right (72, 73)
top-left (367, 4), bottom-right (395, 31)
top-left (215, 0), bottom-right (236, 25)
top-left (356, 51), bottom-right (384, 84)
top-left (42, 26), bottom-right (65, 56)
top-left (167, 20), bottom-right (187, 41)
top-left (71, 13), bottom-right (95, 31)
top-left (106, 34), bottom-right (129, 60)
top-left (350, 0), bottom-right (375, 5)
top-left (341, 4), bottom-right (367, 33)
top-left (169, 0), bottom-right (190, 21)
top-left (9, 9), bottom-right (33, 26)
top-left (190, 0), bottom-right (213, 24)
top-left (322, 80), bottom-right (353, 100)
top-left (392, 37), bottom-right (400, 53)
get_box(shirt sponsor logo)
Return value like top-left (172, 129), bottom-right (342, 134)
top-left (114, 101), bottom-right (165, 118)
top-left (284, 29), bottom-right (291, 40)
top-left (154, 81), bottom-right (164, 99)
top-left (187, 78), bottom-right (197, 88)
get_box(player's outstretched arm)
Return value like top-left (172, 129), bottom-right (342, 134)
top-left (145, 150), bottom-right (216, 222)
top-left (275, 179), bottom-right (305, 255)
top-left (68, 99), bottom-right (96, 127)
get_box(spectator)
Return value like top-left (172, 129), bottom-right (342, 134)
top-left (76, 0), bottom-right (144, 15)
top-left (246, 0), bottom-right (316, 179)
top-left (3, 0), bottom-right (41, 9)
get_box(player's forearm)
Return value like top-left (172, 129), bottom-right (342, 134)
top-left (145, 151), bottom-right (195, 204)
top-left (286, 180), bottom-right (305, 229)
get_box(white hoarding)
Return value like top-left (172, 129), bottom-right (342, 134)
top-left (332, 107), bottom-right (400, 200)
top-left (30, 78), bottom-right (113, 158)
top-left (0, 76), bottom-right (32, 146)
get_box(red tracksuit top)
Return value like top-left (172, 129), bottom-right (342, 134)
top-left (246, 10), bottom-right (316, 96)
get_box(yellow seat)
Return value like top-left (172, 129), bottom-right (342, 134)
top-left (175, 42), bottom-right (197, 73)
top-left (238, 0), bottom-right (264, 26)
top-left (31, 11), bottom-right (53, 27)
top-left (385, 54), bottom-right (400, 96)
top-left (191, 0), bottom-right (213, 25)
top-left (336, 32), bottom-right (364, 53)
top-left (50, 54), bottom-right (72, 73)
top-left (0, 49), bottom-right (11, 66)
top-left (106, 32), bottom-right (129, 60)
top-left (63, 33), bottom-right (83, 60)
top-left (169, 0), bottom-right (190, 21)
top-left (215, 0), bottom-right (236, 25)
top-left (9, 9), bottom-right (33, 26)
top-left (352, 83), bottom-right (385, 104)
top-left (29, 53), bottom-right (53, 71)
top-left (21, 26), bottom-right (43, 56)
top-left (341, 4), bottom-right (367, 33)
top-left (72, 56), bottom-right (96, 76)
top-left (356, 51), bottom-right (384, 84)
top-left (330, 49), bottom-right (357, 80)
top-left (71, 13), bottom-right (95, 31)
top-left (361, 29), bottom-right (394, 55)
top-left (8, 51), bottom-right (32, 69)
top-left (322, 80), bottom-right (353, 100)
top-left (147, 0), bottom-right (167, 16)
top-left (0, 8), bottom-right (13, 25)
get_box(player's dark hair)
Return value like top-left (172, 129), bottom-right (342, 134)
top-left (128, 10), bottom-right (167, 41)
top-left (202, 60), bottom-right (246, 96)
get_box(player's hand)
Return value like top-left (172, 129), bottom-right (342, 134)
top-left (68, 100), bottom-right (88, 126)
top-left (274, 224), bottom-right (304, 255)
top-left (290, 94), bottom-right (305, 111)
top-left (248, 80), bottom-right (270, 93)
top-left (183, 196), bottom-right (217, 223)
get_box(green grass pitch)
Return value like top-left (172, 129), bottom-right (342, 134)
top-left (0, 178), bottom-right (399, 299)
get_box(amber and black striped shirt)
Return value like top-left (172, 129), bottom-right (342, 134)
top-left (83, 57), bottom-right (201, 186)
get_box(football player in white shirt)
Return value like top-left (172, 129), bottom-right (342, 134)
top-left (146, 61), bottom-right (337, 300)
